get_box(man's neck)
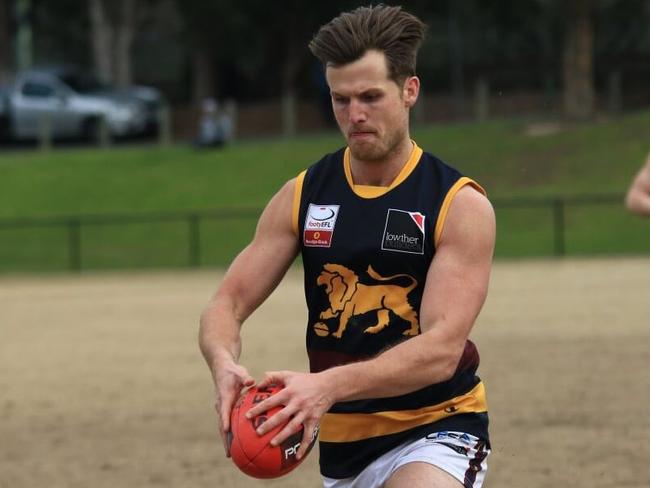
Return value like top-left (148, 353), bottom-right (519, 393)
top-left (349, 137), bottom-right (414, 187)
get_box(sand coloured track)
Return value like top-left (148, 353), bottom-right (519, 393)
top-left (1, 257), bottom-right (649, 487)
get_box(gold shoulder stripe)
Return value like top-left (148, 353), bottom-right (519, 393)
top-left (319, 382), bottom-right (487, 443)
top-left (292, 170), bottom-right (307, 236)
top-left (434, 177), bottom-right (486, 247)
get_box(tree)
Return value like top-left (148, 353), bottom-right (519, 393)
top-left (174, 0), bottom-right (354, 134)
top-left (0, 0), bottom-right (10, 82)
top-left (88, 0), bottom-right (137, 86)
top-left (563, 0), bottom-right (595, 120)
top-left (115, 0), bottom-right (136, 87)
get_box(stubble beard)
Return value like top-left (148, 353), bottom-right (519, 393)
top-left (347, 125), bottom-right (406, 163)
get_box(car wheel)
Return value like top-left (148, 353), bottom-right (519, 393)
top-left (81, 117), bottom-right (100, 143)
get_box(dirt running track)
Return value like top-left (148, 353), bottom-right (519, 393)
top-left (1, 257), bottom-right (649, 488)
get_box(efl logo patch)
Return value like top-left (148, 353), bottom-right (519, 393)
top-left (304, 204), bottom-right (340, 247)
top-left (381, 209), bottom-right (425, 255)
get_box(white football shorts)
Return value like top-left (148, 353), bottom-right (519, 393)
top-left (322, 431), bottom-right (490, 488)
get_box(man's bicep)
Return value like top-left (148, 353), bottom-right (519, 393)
top-left (420, 187), bottom-right (495, 337)
top-left (218, 180), bottom-right (300, 321)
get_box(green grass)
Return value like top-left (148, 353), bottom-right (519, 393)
top-left (1, 110), bottom-right (649, 271)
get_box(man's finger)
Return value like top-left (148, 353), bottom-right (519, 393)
top-left (270, 415), bottom-right (303, 447)
top-left (217, 392), bottom-right (233, 427)
top-left (255, 402), bottom-right (294, 436)
top-left (245, 388), bottom-right (287, 420)
top-left (296, 421), bottom-right (317, 460)
top-left (214, 401), bottom-right (231, 457)
top-left (220, 426), bottom-right (231, 457)
top-left (257, 370), bottom-right (288, 389)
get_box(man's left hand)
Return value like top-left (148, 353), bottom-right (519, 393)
top-left (245, 370), bottom-right (334, 460)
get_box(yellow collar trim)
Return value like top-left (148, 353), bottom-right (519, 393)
top-left (344, 141), bottom-right (423, 199)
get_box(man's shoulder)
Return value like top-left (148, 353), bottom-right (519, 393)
top-left (418, 148), bottom-right (457, 171)
top-left (303, 147), bottom-right (346, 179)
top-left (415, 149), bottom-right (464, 181)
top-left (312, 147), bottom-right (346, 167)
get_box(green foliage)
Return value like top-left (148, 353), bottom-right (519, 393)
top-left (1, 110), bottom-right (649, 272)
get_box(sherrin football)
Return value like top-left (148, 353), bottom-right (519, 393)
top-left (228, 384), bottom-right (318, 479)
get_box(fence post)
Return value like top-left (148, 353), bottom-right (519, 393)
top-left (188, 214), bottom-right (200, 267)
top-left (39, 113), bottom-right (53, 152)
top-left (474, 77), bottom-right (489, 122)
top-left (607, 70), bottom-right (622, 113)
top-left (68, 219), bottom-right (82, 271)
top-left (552, 198), bottom-right (565, 257)
top-left (281, 91), bottom-right (297, 138)
top-left (98, 115), bottom-right (110, 148)
top-left (158, 103), bottom-right (172, 147)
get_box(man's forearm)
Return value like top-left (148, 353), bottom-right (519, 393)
top-left (199, 296), bottom-right (244, 375)
top-left (321, 327), bottom-right (464, 403)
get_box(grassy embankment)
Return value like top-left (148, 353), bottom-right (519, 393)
top-left (1, 110), bottom-right (649, 272)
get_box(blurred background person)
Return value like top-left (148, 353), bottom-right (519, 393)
top-left (194, 97), bottom-right (232, 149)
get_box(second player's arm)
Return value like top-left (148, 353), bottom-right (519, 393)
top-left (625, 153), bottom-right (650, 216)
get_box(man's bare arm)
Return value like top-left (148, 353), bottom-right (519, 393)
top-left (625, 153), bottom-right (650, 216)
top-left (199, 178), bottom-right (299, 454)
top-left (323, 186), bottom-right (495, 398)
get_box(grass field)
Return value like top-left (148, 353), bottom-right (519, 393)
top-left (1, 110), bottom-right (649, 271)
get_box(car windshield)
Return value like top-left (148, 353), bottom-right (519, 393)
top-left (60, 72), bottom-right (108, 93)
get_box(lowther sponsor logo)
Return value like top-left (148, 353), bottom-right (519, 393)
top-left (382, 208), bottom-right (426, 254)
top-left (304, 204), bottom-right (340, 247)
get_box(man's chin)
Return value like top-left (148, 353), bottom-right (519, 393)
top-left (349, 141), bottom-right (386, 162)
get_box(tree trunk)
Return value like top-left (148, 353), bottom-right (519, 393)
top-left (191, 46), bottom-right (215, 106)
top-left (89, 0), bottom-right (113, 83)
top-left (563, 0), bottom-right (595, 120)
top-left (0, 0), bottom-right (10, 82)
top-left (114, 0), bottom-right (136, 87)
top-left (280, 12), bottom-right (302, 137)
top-left (448, 0), bottom-right (465, 118)
top-left (15, 0), bottom-right (32, 71)
top-left (281, 56), bottom-right (299, 137)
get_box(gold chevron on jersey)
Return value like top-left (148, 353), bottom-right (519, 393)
top-left (319, 381), bottom-right (487, 443)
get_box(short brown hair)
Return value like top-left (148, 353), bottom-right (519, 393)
top-left (309, 5), bottom-right (426, 83)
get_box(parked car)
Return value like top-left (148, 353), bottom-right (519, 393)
top-left (1, 65), bottom-right (164, 141)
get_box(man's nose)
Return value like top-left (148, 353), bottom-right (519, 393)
top-left (348, 100), bottom-right (367, 124)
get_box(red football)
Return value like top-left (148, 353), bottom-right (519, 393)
top-left (228, 384), bottom-right (317, 479)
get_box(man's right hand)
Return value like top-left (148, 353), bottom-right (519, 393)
top-left (213, 361), bottom-right (255, 456)
top-left (199, 177), bottom-right (300, 456)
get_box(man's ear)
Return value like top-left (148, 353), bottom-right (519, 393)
top-left (402, 76), bottom-right (420, 108)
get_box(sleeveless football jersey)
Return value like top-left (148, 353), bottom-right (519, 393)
top-left (292, 142), bottom-right (490, 479)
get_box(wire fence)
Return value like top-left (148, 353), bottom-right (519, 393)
top-left (1, 193), bottom-right (648, 273)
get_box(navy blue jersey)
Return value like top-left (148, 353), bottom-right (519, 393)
top-left (292, 142), bottom-right (489, 479)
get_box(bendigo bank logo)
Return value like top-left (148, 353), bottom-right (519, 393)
top-left (304, 204), bottom-right (340, 248)
top-left (382, 209), bottom-right (426, 255)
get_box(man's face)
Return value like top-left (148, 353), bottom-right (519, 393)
top-left (325, 50), bottom-right (418, 162)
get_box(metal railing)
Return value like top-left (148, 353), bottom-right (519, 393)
top-left (0, 193), bottom-right (635, 273)
top-left (0, 207), bottom-right (261, 272)
top-left (493, 193), bottom-right (626, 256)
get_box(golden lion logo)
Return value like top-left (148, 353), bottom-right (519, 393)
top-left (314, 263), bottom-right (419, 339)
